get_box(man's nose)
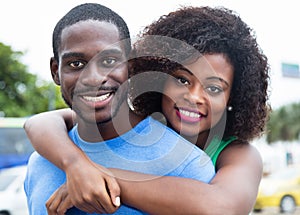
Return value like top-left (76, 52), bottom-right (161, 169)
top-left (80, 61), bottom-right (108, 87)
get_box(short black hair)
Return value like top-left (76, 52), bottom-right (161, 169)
top-left (52, 3), bottom-right (131, 62)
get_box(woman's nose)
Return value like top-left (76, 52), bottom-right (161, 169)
top-left (183, 85), bottom-right (207, 105)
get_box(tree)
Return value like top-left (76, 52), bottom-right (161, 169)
top-left (267, 102), bottom-right (300, 143)
top-left (0, 42), bottom-right (66, 117)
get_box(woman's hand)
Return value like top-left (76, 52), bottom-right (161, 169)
top-left (65, 156), bottom-right (121, 213)
top-left (46, 156), bottom-right (121, 214)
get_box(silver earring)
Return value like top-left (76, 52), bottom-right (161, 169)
top-left (227, 106), bottom-right (233, 111)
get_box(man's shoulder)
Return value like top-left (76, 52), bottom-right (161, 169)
top-left (27, 151), bottom-right (43, 165)
top-left (26, 152), bottom-right (54, 172)
top-left (141, 117), bottom-right (181, 136)
top-left (146, 117), bottom-right (195, 143)
top-left (26, 151), bottom-right (64, 183)
top-left (135, 117), bottom-right (206, 154)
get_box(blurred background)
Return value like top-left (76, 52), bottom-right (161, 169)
top-left (0, 1), bottom-right (299, 214)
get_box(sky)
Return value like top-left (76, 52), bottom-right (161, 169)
top-left (1, 0), bottom-right (300, 109)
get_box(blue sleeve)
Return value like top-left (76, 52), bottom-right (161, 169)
top-left (179, 149), bottom-right (215, 183)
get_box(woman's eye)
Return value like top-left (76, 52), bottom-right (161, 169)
top-left (69, 61), bottom-right (85, 69)
top-left (206, 86), bottom-right (223, 94)
top-left (177, 77), bottom-right (189, 85)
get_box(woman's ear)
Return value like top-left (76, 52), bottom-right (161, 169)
top-left (50, 57), bottom-right (60, 85)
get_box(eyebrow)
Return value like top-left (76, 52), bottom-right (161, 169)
top-left (206, 77), bottom-right (229, 87)
top-left (100, 48), bottom-right (124, 56)
top-left (178, 66), bottom-right (193, 75)
top-left (178, 66), bottom-right (229, 87)
top-left (61, 52), bottom-right (84, 60)
top-left (61, 48), bottom-right (125, 60)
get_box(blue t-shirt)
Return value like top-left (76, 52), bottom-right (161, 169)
top-left (24, 117), bottom-right (215, 214)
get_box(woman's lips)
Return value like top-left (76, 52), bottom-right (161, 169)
top-left (175, 107), bottom-right (203, 123)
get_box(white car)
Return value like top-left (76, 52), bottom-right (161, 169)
top-left (0, 165), bottom-right (28, 215)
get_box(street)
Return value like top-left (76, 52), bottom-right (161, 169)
top-left (252, 207), bottom-right (300, 215)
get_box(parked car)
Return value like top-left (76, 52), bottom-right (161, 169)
top-left (0, 117), bottom-right (34, 169)
top-left (0, 165), bottom-right (29, 215)
top-left (254, 165), bottom-right (300, 213)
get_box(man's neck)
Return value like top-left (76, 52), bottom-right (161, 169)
top-left (77, 102), bottom-right (144, 143)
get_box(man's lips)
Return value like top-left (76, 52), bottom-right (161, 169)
top-left (82, 92), bottom-right (112, 102)
top-left (75, 91), bottom-right (114, 109)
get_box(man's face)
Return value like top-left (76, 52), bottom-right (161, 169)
top-left (51, 20), bottom-right (128, 124)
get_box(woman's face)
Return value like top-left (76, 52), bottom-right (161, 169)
top-left (162, 54), bottom-right (234, 140)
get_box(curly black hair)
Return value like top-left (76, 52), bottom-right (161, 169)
top-left (129, 6), bottom-right (270, 141)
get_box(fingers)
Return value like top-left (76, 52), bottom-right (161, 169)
top-left (49, 162), bottom-right (121, 214)
top-left (46, 186), bottom-right (68, 215)
top-left (106, 176), bottom-right (121, 207)
top-left (75, 178), bottom-right (120, 214)
top-left (74, 176), bottom-right (121, 213)
top-left (47, 185), bottom-right (120, 214)
top-left (56, 196), bottom-right (73, 215)
top-left (74, 163), bottom-right (121, 213)
top-left (115, 196), bottom-right (121, 207)
top-left (73, 193), bottom-right (106, 214)
top-left (46, 184), bottom-right (102, 214)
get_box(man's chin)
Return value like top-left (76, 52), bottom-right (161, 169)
top-left (74, 109), bottom-right (112, 125)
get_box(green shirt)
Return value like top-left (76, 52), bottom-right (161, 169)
top-left (205, 136), bottom-right (237, 167)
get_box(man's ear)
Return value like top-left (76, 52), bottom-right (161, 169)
top-left (50, 57), bottom-right (60, 85)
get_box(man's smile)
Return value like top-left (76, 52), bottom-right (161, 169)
top-left (82, 92), bottom-right (112, 102)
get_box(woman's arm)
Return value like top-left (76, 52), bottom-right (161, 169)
top-left (25, 110), bottom-right (262, 214)
top-left (24, 108), bottom-right (78, 170)
top-left (110, 142), bottom-right (262, 215)
top-left (24, 109), bottom-right (121, 213)
top-left (48, 141), bottom-right (262, 215)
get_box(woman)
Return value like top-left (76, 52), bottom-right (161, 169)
top-left (25, 6), bottom-right (270, 215)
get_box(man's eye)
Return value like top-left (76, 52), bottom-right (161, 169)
top-left (102, 57), bottom-right (117, 66)
top-left (69, 61), bottom-right (85, 69)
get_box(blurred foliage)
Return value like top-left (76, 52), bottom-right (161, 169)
top-left (0, 42), bottom-right (67, 117)
top-left (267, 102), bottom-right (300, 143)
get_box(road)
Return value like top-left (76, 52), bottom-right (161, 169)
top-left (252, 207), bottom-right (300, 215)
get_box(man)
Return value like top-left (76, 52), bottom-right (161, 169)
top-left (24, 3), bottom-right (215, 214)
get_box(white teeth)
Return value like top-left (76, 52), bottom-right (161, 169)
top-left (179, 109), bottom-right (200, 118)
top-left (83, 93), bottom-right (110, 102)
